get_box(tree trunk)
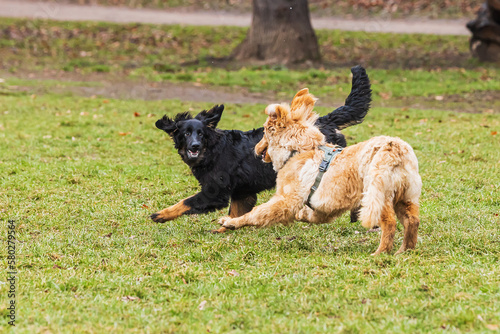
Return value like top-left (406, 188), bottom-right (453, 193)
top-left (232, 0), bottom-right (320, 65)
top-left (467, 0), bottom-right (500, 62)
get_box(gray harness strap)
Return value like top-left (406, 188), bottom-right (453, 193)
top-left (306, 145), bottom-right (343, 210)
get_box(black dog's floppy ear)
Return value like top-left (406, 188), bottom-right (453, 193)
top-left (196, 104), bottom-right (224, 128)
top-left (155, 115), bottom-right (177, 136)
top-left (156, 112), bottom-right (192, 136)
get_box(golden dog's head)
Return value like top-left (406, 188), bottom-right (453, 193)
top-left (255, 88), bottom-right (325, 170)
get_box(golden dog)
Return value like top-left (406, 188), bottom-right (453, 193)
top-left (218, 88), bottom-right (422, 255)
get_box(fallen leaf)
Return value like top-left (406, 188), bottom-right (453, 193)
top-left (52, 264), bottom-right (62, 269)
top-left (435, 95), bottom-right (444, 101)
top-left (102, 100), bottom-right (109, 104)
top-left (103, 232), bottom-right (112, 238)
top-left (142, 204), bottom-right (150, 209)
top-left (147, 113), bottom-right (156, 118)
top-left (119, 296), bottom-right (140, 302)
top-left (492, 131), bottom-right (498, 136)
top-left (419, 118), bottom-right (428, 123)
top-left (420, 284), bottom-right (430, 291)
top-left (486, 324), bottom-right (499, 330)
top-left (134, 112), bottom-right (141, 117)
top-left (367, 124), bottom-right (374, 128)
top-left (228, 270), bottom-right (239, 277)
top-left (198, 300), bottom-right (207, 310)
top-left (379, 92), bottom-right (391, 100)
top-left (119, 132), bottom-right (131, 136)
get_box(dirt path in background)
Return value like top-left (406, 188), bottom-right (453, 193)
top-left (1, 0), bottom-right (470, 36)
top-left (2, 70), bottom-right (498, 114)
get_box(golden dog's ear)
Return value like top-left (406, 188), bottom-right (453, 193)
top-left (265, 103), bottom-right (289, 124)
top-left (290, 88), bottom-right (317, 121)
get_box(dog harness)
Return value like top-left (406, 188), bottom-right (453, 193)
top-left (306, 145), bottom-right (343, 210)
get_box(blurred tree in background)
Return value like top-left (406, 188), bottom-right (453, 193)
top-left (231, 0), bottom-right (320, 64)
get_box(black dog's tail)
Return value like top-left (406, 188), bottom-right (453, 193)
top-left (316, 65), bottom-right (372, 131)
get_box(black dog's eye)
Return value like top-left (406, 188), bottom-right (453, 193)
top-left (185, 132), bottom-right (191, 137)
top-left (198, 132), bottom-right (203, 138)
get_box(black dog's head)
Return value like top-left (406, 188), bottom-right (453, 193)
top-left (156, 105), bottom-right (224, 167)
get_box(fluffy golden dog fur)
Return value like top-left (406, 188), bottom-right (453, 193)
top-left (218, 88), bottom-right (422, 255)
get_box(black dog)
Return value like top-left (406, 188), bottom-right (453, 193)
top-left (151, 66), bottom-right (371, 232)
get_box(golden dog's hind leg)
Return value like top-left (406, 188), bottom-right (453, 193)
top-left (219, 196), bottom-right (295, 230)
top-left (371, 203), bottom-right (397, 256)
top-left (394, 201), bottom-right (420, 254)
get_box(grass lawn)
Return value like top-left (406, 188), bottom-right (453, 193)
top-left (0, 16), bottom-right (499, 333)
top-left (0, 89), bottom-right (499, 332)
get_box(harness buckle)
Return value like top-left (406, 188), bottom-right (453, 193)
top-left (319, 160), bottom-right (329, 172)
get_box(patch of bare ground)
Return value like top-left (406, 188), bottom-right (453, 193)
top-left (2, 70), bottom-right (498, 114)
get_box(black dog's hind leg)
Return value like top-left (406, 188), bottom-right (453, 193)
top-left (210, 194), bottom-right (258, 233)
top-left (151, 189), bottom-right (230, 224)
top-left (229, 194), bottom-right (258, 217)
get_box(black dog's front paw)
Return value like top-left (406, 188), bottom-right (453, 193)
top-left (150, 212), bottom-right (167, 223)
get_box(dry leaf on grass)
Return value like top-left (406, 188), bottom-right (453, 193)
top-left (228, 270), bottom-right (239, 277)
top-left (198, 300), bottom-right (207, 310)
top-left (379, 92), bottom-right (391, 100)
top-left (119, 296), bottom-right (140, 302)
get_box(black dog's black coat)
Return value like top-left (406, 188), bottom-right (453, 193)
top-left (151, 66), bottom-right (371, 229)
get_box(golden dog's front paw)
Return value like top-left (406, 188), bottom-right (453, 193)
top-left (295, 207), bottom-right (310, 222)
top-left (219, 217), bottom-right (238, 230)
top-left (217, 216), bottom-right (231, 226)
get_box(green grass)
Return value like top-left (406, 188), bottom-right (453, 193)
top-left (0, 90), bottom-right (499, 332)
top-left (0, 18), bottom-right (482, 71)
